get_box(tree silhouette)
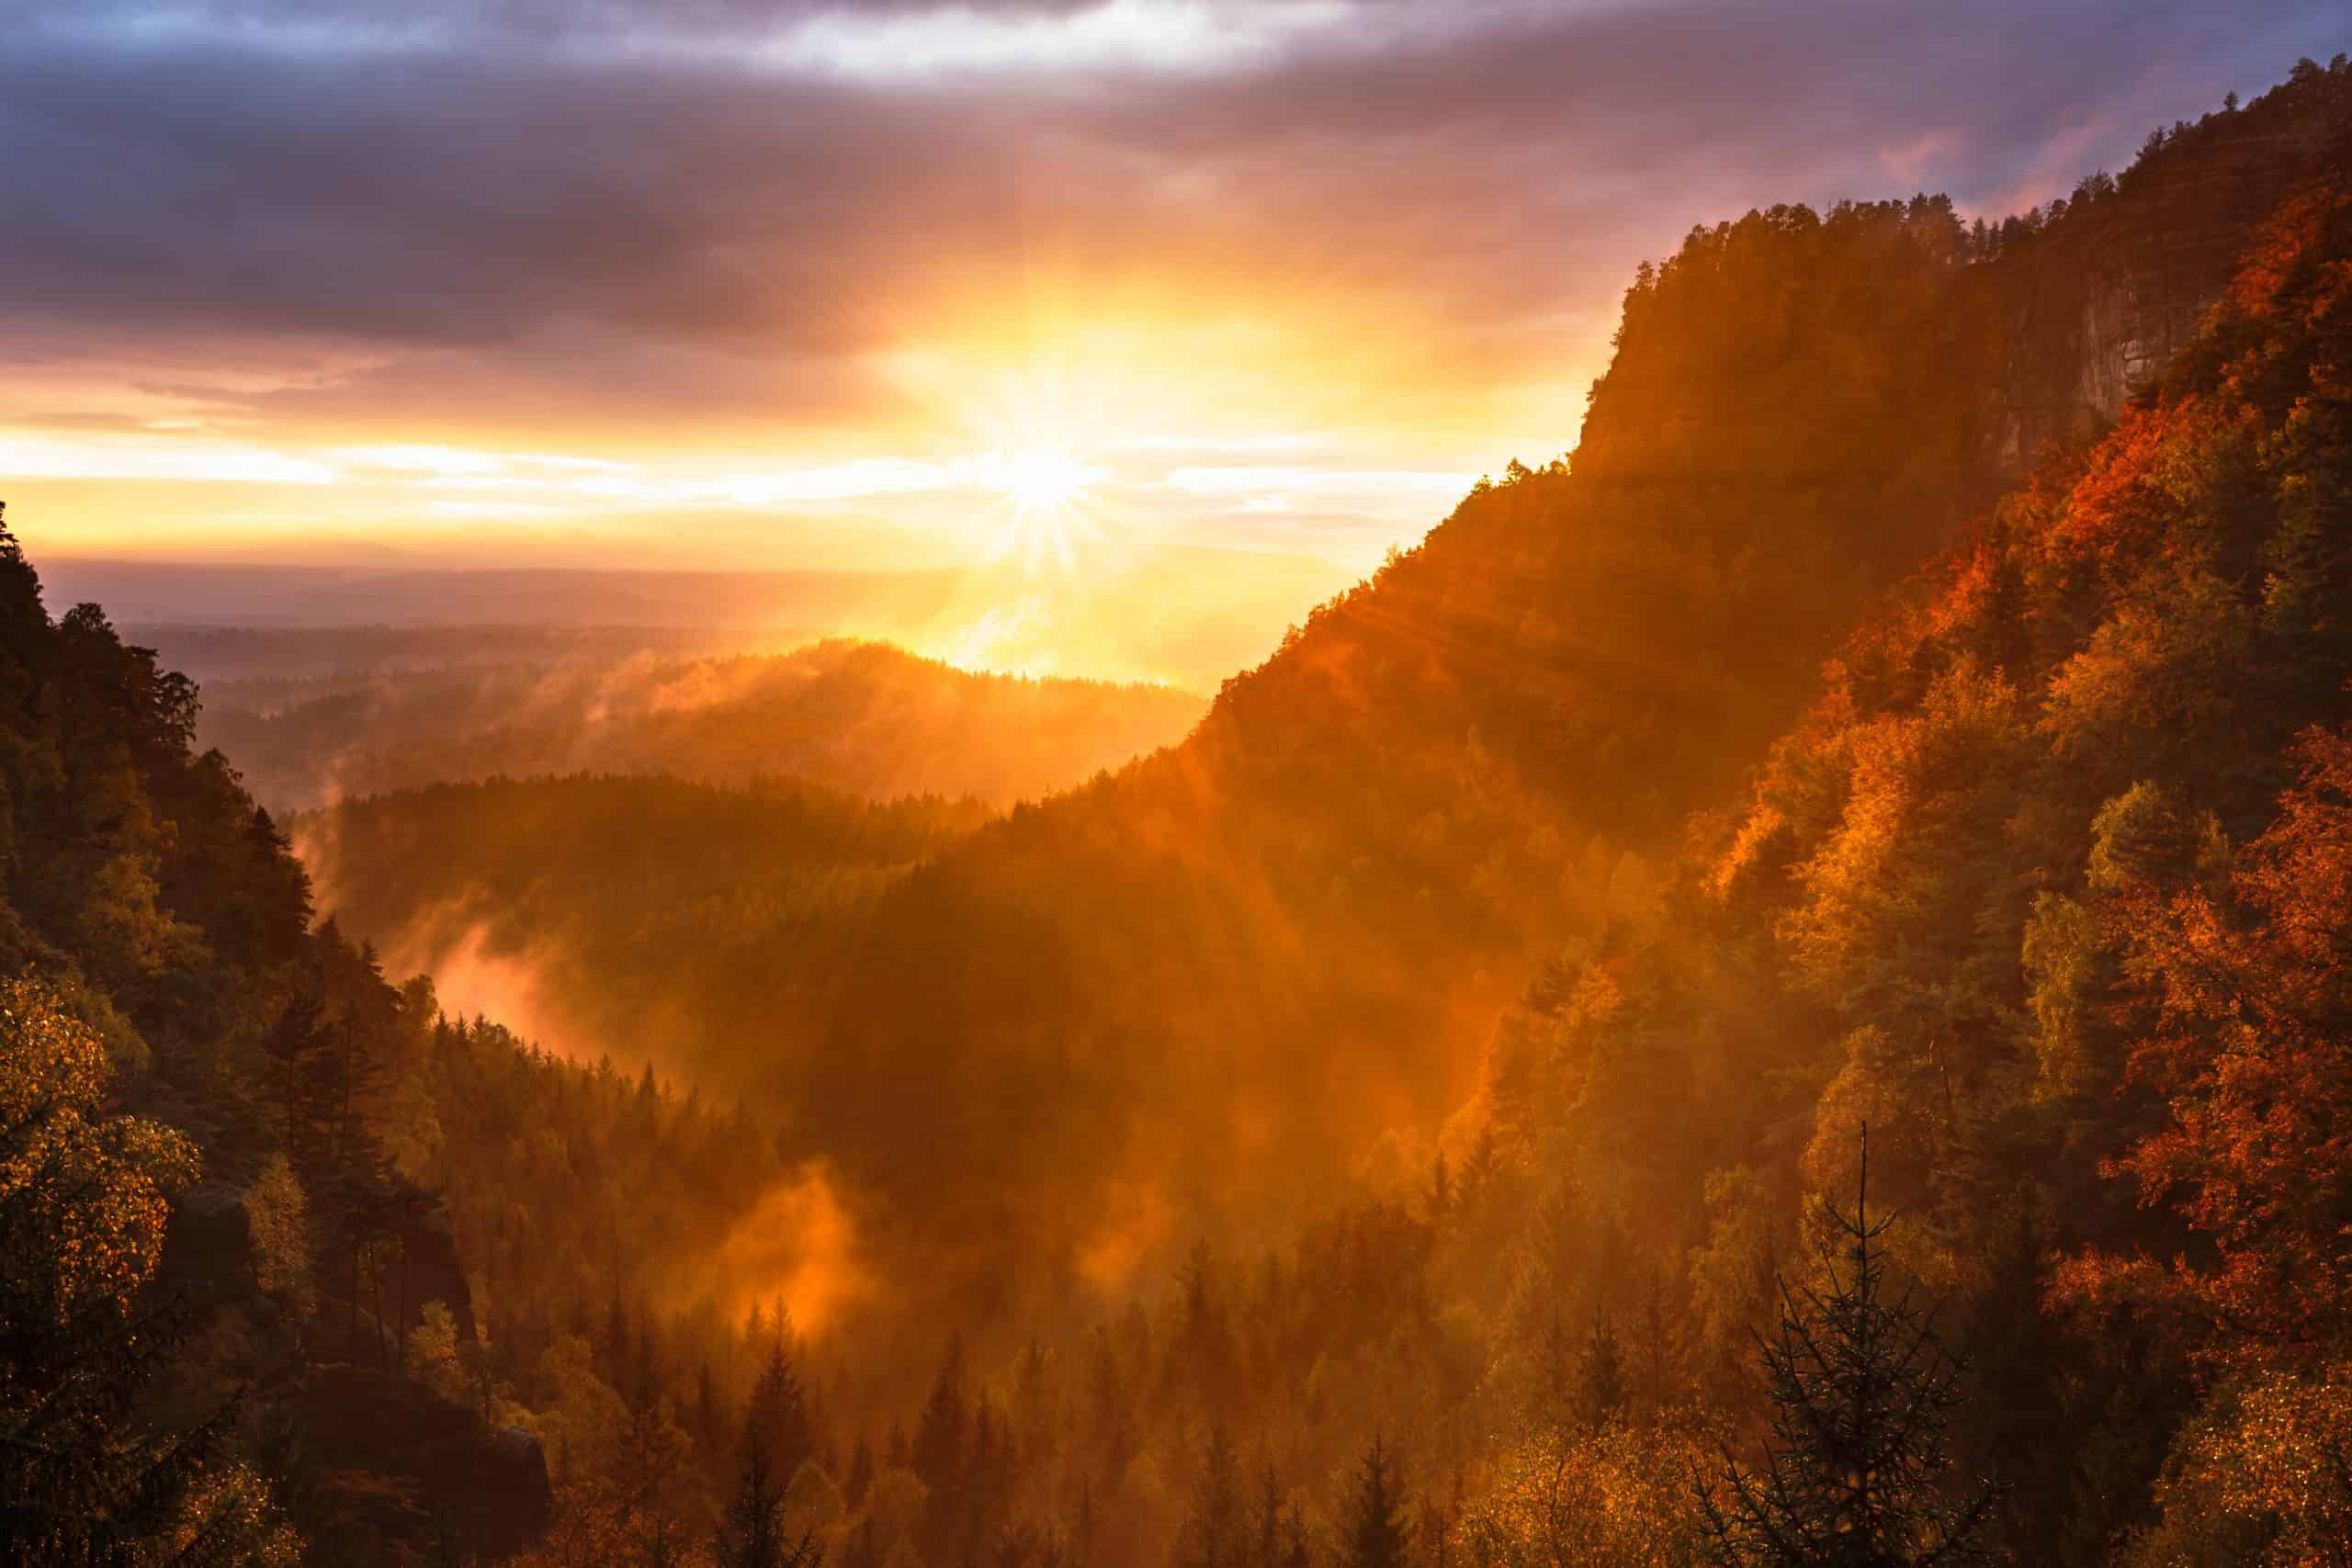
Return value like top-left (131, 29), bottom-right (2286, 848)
top-left (1575, 1308), bottom-right (1629, 1428)
top-left (1340, 1438), bottom-right (1411, 1568)
top-left (745, 1333), bottom-right (818, 1493)
top-left (715, 1427), bottom-right (820, 1568)
top-left (1699, 1126), bottom-right (1998, 1567)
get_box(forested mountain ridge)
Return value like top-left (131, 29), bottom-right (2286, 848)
top-left (202, 638), bottom-right (1206, 815)
top-left (396, 57), bottom-right (2346, 1331)
top-left (0, 501), bottom-right (553, 1561)
top-left (1461, 145), bottom-right (2352, 1562)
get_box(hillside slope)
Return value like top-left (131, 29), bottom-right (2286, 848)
top-left (751, 64), bottom-right (2352, 1300)
top-left (303, 64), bottom-right (2352, 1347)
top-left (1468, 151), bottom-right (2352, 1559)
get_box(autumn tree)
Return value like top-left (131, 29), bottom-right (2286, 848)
top-left (0, 975), bottom-right (299, 1564)
top-left (2103, 725), bottom-right (2352, 1348)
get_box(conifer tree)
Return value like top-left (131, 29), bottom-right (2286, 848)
top-left (913, 1338), bottom-right (972, 1564)
top-left (257, 989), bottom-right (331, 1168)
top-left (1698, 1127), bottom-right (1999, 1568)
top-left (1249, 1461), bottom-right (1288, 1568)
top-left (746, 1334), bottom-right (818, 1486)
top-left (1173, 1426), bottom-right (1246, 1568)
top-left (1575, 1308), bottom-right (1629, 1428)
top-left (1340, 1438), bottom-right (1411, 1568)
top-left (716, 1427), bottom-right (820, 1568)
top-left (843, 1435), bottom-right (875, 1511)
top-left (1535, 1307), bottom-right (1574, 1429)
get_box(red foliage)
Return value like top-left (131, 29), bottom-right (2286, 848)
top-left (2109, 726), bottom-right (2352, 1353)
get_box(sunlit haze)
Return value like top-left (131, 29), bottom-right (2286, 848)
top-left (6, 1), bottom-right (2337, 654)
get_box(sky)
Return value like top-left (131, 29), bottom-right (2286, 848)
top-left (1, 0), bottom-right (2343, 579)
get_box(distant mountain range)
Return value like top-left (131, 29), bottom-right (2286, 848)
top-left (48, 539), bottom-right (1356, 690)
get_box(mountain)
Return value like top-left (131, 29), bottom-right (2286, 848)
top-left (1473, 134), bottom-right (2352, 1559)
top-left (62, 537), bottom-right (1358, 692)
top-left (9, 52), bottom-right (2351, 1568)
top-left (197, 637), bottom-right (1206, 813)
top-left (303, 58), bottom-right (2352, 1359)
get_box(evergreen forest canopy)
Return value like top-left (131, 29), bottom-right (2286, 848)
top-left (6, 51), bottom-right (2352, 1568)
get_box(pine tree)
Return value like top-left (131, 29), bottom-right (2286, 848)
top-left (1699, 1127), bottom-right (1999, 1568)
top-left (1574, 1307), bottom-right (1629, 1428)
top-left (913, 1338), bottom-right (970, 1564)
top-left (257, 988), bottom-right (331, 1168)
top-left (843, 1435), bottom-right (875, 1510)
top-left (1249, 1461), bottom-right (1287, 1568)
top-left (1340, 1438), bottom-right (1410, 1568)
top-left (1173, 1426), bottom-right (1246, 1568)
top-left (696, 1360), bottom-right (726, 1452)
top-left (1534, 1306), bottom-right (1574, 1428)
top-left (745, 1336), bottom-right (817, 1486)
top-left (715, 1427), bottom-right (820, 1568)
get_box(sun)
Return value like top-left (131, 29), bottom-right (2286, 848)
top-left (978, 443), bottom-right (1107, 573)
top-left (988, 446), bottom-right (1099, 516)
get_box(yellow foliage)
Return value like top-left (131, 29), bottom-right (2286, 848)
top-left (1455, 1416), bottom-right (1718, 1568)
top-left (0, 975), bottom-right (198, 1325)
top-left (2138, 1361), bottom-right (2352, 1568)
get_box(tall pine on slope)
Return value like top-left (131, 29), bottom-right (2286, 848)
top-left (1701, 1128), bottom-right (1998, 1567)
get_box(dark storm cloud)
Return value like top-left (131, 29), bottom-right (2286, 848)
top-left (4, 0), bottom-right (2342, 432)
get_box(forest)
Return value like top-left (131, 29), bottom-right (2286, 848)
top-left (190, 637), bottom-right (1205, 814)
top-left (5, 50), bottom-right (2352, 1568)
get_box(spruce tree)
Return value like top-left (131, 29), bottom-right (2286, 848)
top-left (1340, 1438), bottom-right (1410, 1568)
top-left (716, 1427), bottom-right (820, 1568)
top-left (1574, 1308), bottom-right (1628, 1428)
top-left (1173, 1425), bottom-right (1246, 1568)
top-left (745, 1336), bottom-right (817, 1486)
top-left (1699, 1127), bottom-right (1999, 1568)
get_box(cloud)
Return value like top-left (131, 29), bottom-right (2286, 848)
top-left (1879, 129), bottom-right (1965, 186)
top-left (1163, 464), bottom-right (1472, 494)
top-left (0, 433), bottom-right (334, 484)
top-left (3, 0), bottom-right (2343, 467)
